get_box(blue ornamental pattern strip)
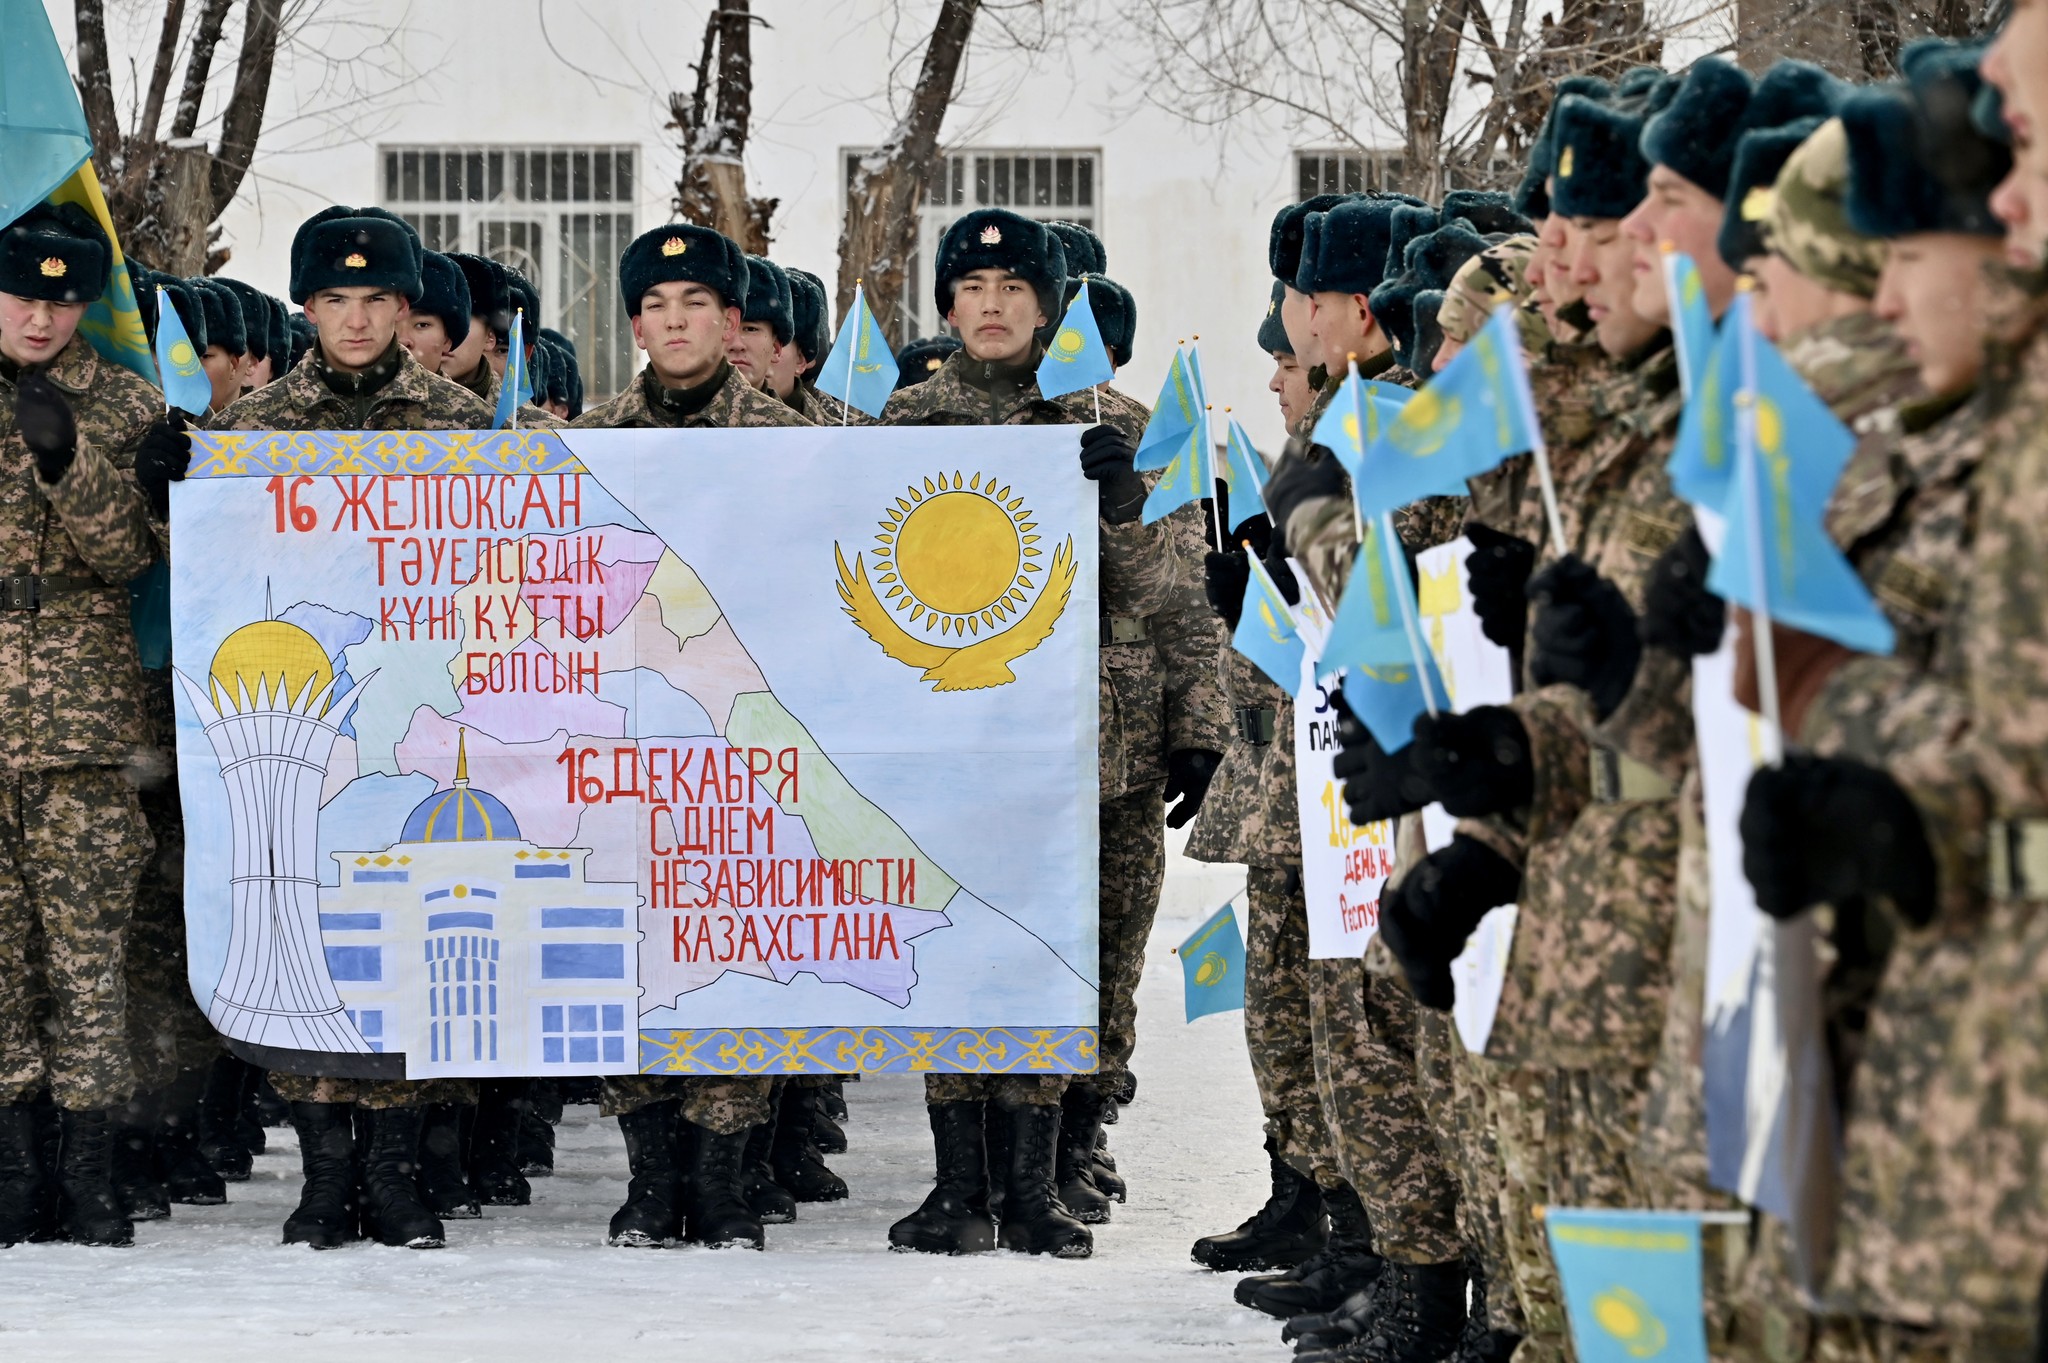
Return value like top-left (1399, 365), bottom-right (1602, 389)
top-left (189, 429), bottom-right (583, 477)
top-left (636, 1026), bottom-right (1099, 1075)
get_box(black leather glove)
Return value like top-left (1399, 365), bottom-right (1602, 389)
top-left (1079, 424), bottom-right (1147, 525)
top-left (1205, 549), bottom-right (1251, 630)
top-left (16, 371), bottom-right (77, 485)
top-left (1740, 754), bottom-right (1936, 928)
top-left (1528, 555), bottom-right (1643, 721)
top-left (1640, 524), bottom-right (1726, 658)
top-left (135, 412), bottom-right (194, 520)
top-left (1464, 522), bottom-right (1537, 655)
top-left (1262, 541), bottom-right (1301, 607)
top-left (1262, 440), bottom-right (1346, 555)
top-left (1377, 835), bottom-right (1522, 1010)
top-left (1331, 709), bottom-right (1433, 824)
top-left (1164, 748), bottom-right (1223, 829)
top-left (1408, 705), bottom-right (1534, 817)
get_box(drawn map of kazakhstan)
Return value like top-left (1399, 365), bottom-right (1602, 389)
top-left (171, 426), bottom-right (1100, 1080)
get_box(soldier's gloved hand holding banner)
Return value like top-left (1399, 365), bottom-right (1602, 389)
top-left (170, 427), bottom-right (1101, 1081)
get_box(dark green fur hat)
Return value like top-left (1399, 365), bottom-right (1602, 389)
top-left (1843, 49), bottom-right (2010, 239)
top-left (618, 223), bottom-right (748, 315)
top-left (740, 254), bottom-right (794, 345)
top-left (187, 276), bottom-right (246, 355)
top-left (1047, 220), bottom-right (1107, 277)
top-left (1718, 117), bottom-right (1824, 270)
top-left (1440, 190), bottom-right (1534, 238)
top-left (0, 202), bottom-right (110, 303)
top-left (1641, 57), bottom-right (1756, 199)
top-left (1270, 193), bottom-right (1351, 283)
top-left (783, 268), bottom-right (830, 362)
top-left (1088, 276), bottom-right (1135, 367)
top-left (1550, 94), bottom-right (1654, 220)
top-left (1258, 278), bottom-right (1290, 355)
top-left (1516, 75), bottom-right (1615, 218)
top-left (1383, 205), bottom-right (1440, 281)
top-left (413, 251), bottom-right (472, 348)
top-left (1298, 197), bottom-right (1402, 296)
top-left (215, 279), bottom-right (274, 360)
top-left (449, 251), bottom-right (513, 337)
top-left (894, 334), bottom-right (961, 389)
top-left (932, 208), bottom-right (1067, 321)
top-left (289, 205), bottom-right (422, 304)
top-left (1412, 289), bottom-right (1446, 375)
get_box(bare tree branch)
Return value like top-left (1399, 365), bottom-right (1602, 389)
top-left (73, 0), bottom-right (124, 162)
top-left (209, 0), bottom-right (283, 213)
top-left (170, 0), bottom-right (233, 140)
top-left (138, 0), bottom-right (188, 141)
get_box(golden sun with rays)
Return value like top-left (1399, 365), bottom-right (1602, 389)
top-left (870, 471), bottom-right (1044, 639)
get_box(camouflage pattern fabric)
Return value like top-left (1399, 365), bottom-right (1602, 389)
top-left (125, 774), bottom-right (220, 1091)
top-left (269, 1074), bottom-right (478, 1109)
top-left (569, 359), bottom-right (811, 431)
top-left (212, 341), bottom-right (496, 432)
top-left (1436, 236), bottom-right (1539, 347)
top-left (1184, 655), bottom-right (1297, 868)
top-left (1241, 864), bottom-right (1334, 1178)
top-left (1415, 1008), bottom-right (1522, 1333)
top-left (924, 1072), bottom-right (1068, 1108)
top-left (1764, 118), bottom-right (1889, 300)
top-left (789, 381), bottom-right (871, 427)
top-left (599, 1073), bottom-right (775, 1133)
top-left (1094, 786), bottom-right (1168, 1098)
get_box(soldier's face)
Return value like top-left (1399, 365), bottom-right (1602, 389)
top-left (633, 281), bottom-right (736, 388)
top-left (1572, 217), bottom-right (1663, 359)
top-left (1873, 233), bottom-right (2001, 399)
top-left (727, 319), bottom-right (782, 391)
top-left (1623, 167), bottom-right (1735, 325)
top-left (244, 353), bottom-right (273, 390)
top-left (1280, 286), bottom-right (1321, 368)
top-left (947, 270), bottom-right (1046, 365)
top-left (768, 339), bottom-right (808, 399)
top-left (1539, 214), bottom-right (1586, 311)
top-left (200, 345), bottom-right (245, 412)
top-left (445, 313), bottom-right (489, 377)
top-left (1985, 0), bottom-right (2048, 178)
top-left (0, 292), bottom-right (84, 367)
top-left (305, 287), bottom-right (408, 373)
top-left (1308, 291), bottom-right (1388, 370)
top-left (1751, 254), bottom-right (1867, 346)
top-left (1269, 351), bottom-right (1313, 429)
top-left (1991, 164), bottom-right (2048, 268)
top-left (400, 312), bottom-right (453, 374)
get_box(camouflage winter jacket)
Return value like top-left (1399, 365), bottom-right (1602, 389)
top-left (569, 359), bottom-right (809, 431)
top-left (446, 356), bottom-right (562, 429)
top-left (212, 341), bottom-right (496, 433)
top-left (0, 336), bottom-right (160, 770)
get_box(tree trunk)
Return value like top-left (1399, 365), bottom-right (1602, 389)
top-left (170, 0), bottom-right (233, 141)
top-left (154, 139), bottom-right (214, 275)
top-left (210, 0), bottom-right (282, 213)
top-left (834, 0), bottom-right (979, 343)
top-left (139, 0), bottom-right (189, 142)
top-left (671, 2), bottom-right (778, 253)
top-left (72, 0), bottom-right (123, 167)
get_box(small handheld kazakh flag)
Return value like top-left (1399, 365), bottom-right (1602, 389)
top-left (1135, 346), bottom-right (1204, 471)
top-left (492, 310), bottom-right (532, 430)
top-left (1036, 278), bottom-right (1116, 399)
top-left (1667, 288), bottom-right (1744, 511)
top-left (1310, 365), bottom-right (1412, 483)
top-left (1233, 549), bottom-right (1306, 690)
top-left (1545, 1209), bottom-right (1711, 1363)
top-left (1141, 348), bottom-right (1216, 524)
top-left (1322, 517), bottom-right (1445, 753)
top-left (1218, 418), bottom-right (1270, 532)
top-left (1342, 307), bottom-right (1536, 523)
top-left (152, 287), bottom-right (211, 416)
top-left (0, 0), bottom-right (93, 224)
top-left (49, 163), bottom-right (156, 384)
top-left (1692, 293), bottom-right (1894, 655)
top-left (1178, 898), bottom-right (1247, 1022)
top-left (1663, 245), bottom-right (1717, 402)
top-left (817, 281), bottom-right (900, 417)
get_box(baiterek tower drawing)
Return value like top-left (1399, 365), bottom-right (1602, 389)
top-left (176, 612), bottom-right (375, 1053)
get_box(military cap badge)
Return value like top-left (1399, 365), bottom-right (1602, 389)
top-left (661, 237), bottom-right (688, 257)
top-left (1741, 186), bottom-right (1774, 222)
top-left (926, 357), bottom-right (944, 372)
top-left (1558, 146), bottom-right (1575, 179)
top-left (343, 252), bottom-right (368, 268)
top-left (980, 224), bottom-right (1003, 246)
top-left (38, 257), bottom-right (67, 279)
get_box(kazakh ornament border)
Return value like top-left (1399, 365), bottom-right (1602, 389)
top-left (190, 429), bottom-right (581, 477)
top-left (636, 1026), bottom-right (1098, 1075)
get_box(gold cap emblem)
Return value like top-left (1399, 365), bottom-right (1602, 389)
top-left (661, 236), bottom-right (688, 257)
top-left (38, 257), bottom-right (67, 279)
top-left (979, 224), bottom-right (1003, 246)
top-left (342, 252), bottom-right (368, 269)
top-left (926, 356), bottom-right (944, 372)
top-left (1558, 146), bottom-right (1575, 179)
top-left (1741, 185), bottom-right (1775, 222)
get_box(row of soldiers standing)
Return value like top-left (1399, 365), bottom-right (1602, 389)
top-left (1176, 14), bottom-right (2048, 1363)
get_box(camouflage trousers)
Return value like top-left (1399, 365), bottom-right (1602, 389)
top-left (600, 1074), bottom-right (775, 1133)
top-left (1243, 864), bottom-right (1336, 1178)
top-left (125, 773), bottom-right (222, 1092)
top-left (0, 766), bottom-right (152, 1111)
top-left (1310, 957), bottom-right (1462, 1263)
top-left (925, 1072), bottom-right (1069, 1108)
top-left (1485, 1062), bottom-right (1649, 1361)
top-left (269, 1072), bottom-right (477, 1109)
top-left (1415, 1007), bottom-right (1521, 1333)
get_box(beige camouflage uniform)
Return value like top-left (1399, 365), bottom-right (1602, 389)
top-left (883, 350), bottom-right (1227, 1108)
top-left (0, 336), bottom-right (161, 1112)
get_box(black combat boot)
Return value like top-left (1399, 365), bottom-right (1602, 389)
top-left (1055, 1084), bottom-right (1113, 1223)
top-left (1192, 1138), bottom-right (1327, 1272)
top-left (470, 1081), bottom-right (532, 1206)
top-left (111, 1092), bottom-right (170, 1221)
top-left (0, 1102), bottom-right (49, 1246)
top-left (887, 1101), bottom-right (995, 1255)
top-left (1438, 1261), bottom-right (1520, 1363)
top-left (57, 1109), bottom-right (134, 1246)
top-left (517, 1080), bottom-right (558, 1177)
top-left (1314, 1259), bottom-right (1467, 1363)
top-left (679, 1120), bottom-right (764, 1250)
top-left (812, 1086), bottom-right (849, 1155)
top-left (235, 1066), bottom-right (267, 1156)
top-left (283, 1101), bottom-right (356, 1248)
top-left (357, 1107), bottom-right (445, 1249)
top-left (1116, 1071), bottom-right (1137, 1106)
top-left (608, 1101), bottom-right (681, 1247)
top-left (155, 1066), bottom-right (226, 1205)
top-left (741, 1116), bottom-right (796, 1225)
top-left (1284, 1278), bottom-right (1383, 1355)
top-left (1235, 1181), bottom-right (1382, 1318)
top-left (821, 1075), bottom-right (849, 1117)
top-left (1091, 1129), bottom-right (1126, 1201)
top-left (196, 1055), bottom-right (253, 1181)
top-left (415, 1102), bottom-right (479, 1218)
top-left (769, 1083), bottom-right (847, 1203)
top-left (995, 1102), bottom-right (1092, 1258)
top-left (250, 1073), bottom-right (288, 1128)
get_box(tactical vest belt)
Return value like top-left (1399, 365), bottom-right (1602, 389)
top-left (1590, 744), bottom-right (1676, 804)
top-left (1234, 706), bottom-right (1277, 747)
top-left (1988, 818), bottom-right (2048, 901)
top-left (1102, 615), bottom-right (1149, 645)
top-left (0, 575), bottom-right (100, 612)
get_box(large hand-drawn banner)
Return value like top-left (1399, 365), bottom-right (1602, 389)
top-left (171, 427), bottom-right (1100, 1081)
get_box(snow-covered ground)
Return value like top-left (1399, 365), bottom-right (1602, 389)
top-left (0, 849), bottom-right (1284, 1362)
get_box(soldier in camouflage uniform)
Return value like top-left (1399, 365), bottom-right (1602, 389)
top-left (880, 206), bottom-right (1226, 1260)
top-left (0, 203), bottom-right (174, 1248)
top-left (775, 266), bottom-right (866, 426)
top-left (562, 222), bottom-right (807, 1252)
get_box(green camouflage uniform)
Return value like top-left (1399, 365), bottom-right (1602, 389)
top-left (788, 381), bottom-right (868, 427)
top-left (0, 336), bottom-right (161, 1111)
top-left (566, 359), bottom-right (809, 1131)
top-left (211, 340), bottom-right (493, 1110)
top-left (882, 348), bottom-right (1228, 1108)
top-left (446, 355), bottom-right (562, 428)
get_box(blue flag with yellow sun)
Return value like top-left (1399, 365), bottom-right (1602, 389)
top-left (152, 287), bottom-right (211, 416)
top-left (1219, 418), bottom-right (1270, 532)
top-left (1135, 346), bottom-right (1204, 471)
top-left (1546, 1209), bottom-right (1710, 1363)
top-left (492, 310), bottom-right (533, 430)
top-left (1178, 898), bottom-right (1246, 1022)
top-left (1663, 247), bottom-right (1716, 402)
top-left (1232, 550), bottom-right (1306, 690)
top-left (818, 281), bottom-right (900, 417)
top-left (1036, 278), bottom-right (1115, 399)
top-left (1140, 346), bottom-right (1216, 524)
top-left (1310, 366), bottom-right (1412, 485)
top-left (1341, 307), bottom-right (1535, 524)
top-left (1322, 516), bottom-right (1445, 753)
top-left (48, 163), bottom-right (157, 385)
